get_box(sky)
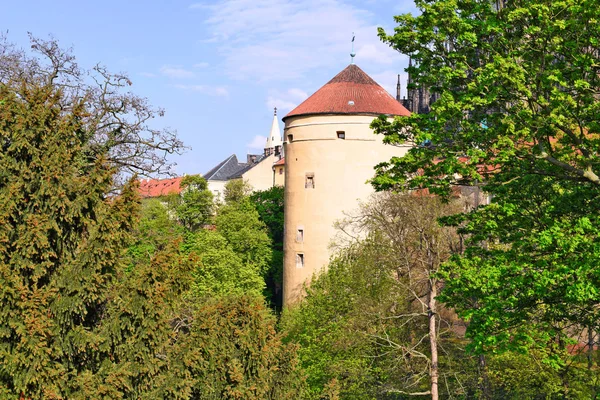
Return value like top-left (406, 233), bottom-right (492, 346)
top-left (2, 0), bottom-right (418, 176)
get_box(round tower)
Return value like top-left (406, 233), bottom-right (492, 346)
top-left (282, 64), bottom-right (411, 306)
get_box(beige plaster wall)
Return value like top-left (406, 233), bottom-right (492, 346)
top-left (282, 114), bottom-right (411, 305)
top-left (243, 153), bottom-right (276, 192)
top-left (273, 165), bottom-right (285, 186)
top-left (207, 180), bottom-right (227, 202)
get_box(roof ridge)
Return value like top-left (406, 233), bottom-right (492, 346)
top-left (204, 154), bottom-right (237, 180)
top-left (326, 64), bottom-right (378, 85)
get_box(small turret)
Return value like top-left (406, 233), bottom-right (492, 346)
top-left (396, 74), bottom-right (401, 102)
top-left (265, 107), bottom-right (283, 157)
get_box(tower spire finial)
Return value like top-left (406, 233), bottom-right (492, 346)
top-left (396, 74), bottom-right (401, 102)
top-left (350, 32), bottom-right (356, 64)
top-left (274, 106), bottom-right (277, 116)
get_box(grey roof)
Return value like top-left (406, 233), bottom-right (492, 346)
top-left (204, 153), bottom-right (269, 181)
top-left (204, 155), bottom-right (248, 181)
top-left (229, 154), bottom-right (267, 179)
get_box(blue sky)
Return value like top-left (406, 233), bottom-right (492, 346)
top-left (3, 0), bottom-right (418, 175)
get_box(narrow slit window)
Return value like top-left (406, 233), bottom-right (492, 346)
top-left (296, 253), bottom-right (304, 268)
top-left (337, 131), bottom-right (346, 139)
top-left (305, 173), bottom-right (315, 189)
top-left (296, 228), bottom-right (304, 242)
top-left (287, 134), bottom-right (293, 142)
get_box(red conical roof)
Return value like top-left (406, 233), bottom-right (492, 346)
top-left (283, 64), bottom-right (410, 120)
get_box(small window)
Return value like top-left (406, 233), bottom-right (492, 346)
top-left (287, 134), bottom-right (293, 142)
top-left (296, 228), bottom-right (304, 242)
top-left (337, 131), bottom-right (345, 139)
top-left (296, 253), bottom-right (304, 268)
top-left (279, 167), bottom-right (283, 175)
top-left (305, 173), bottom-right (315, 189)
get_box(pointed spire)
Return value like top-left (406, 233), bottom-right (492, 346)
top-left (265, 107), bottom-right (282, 153)
top-left (396, 74), bottom-right (401, 102)
top-left (407, 57), bottom-right (414, 112)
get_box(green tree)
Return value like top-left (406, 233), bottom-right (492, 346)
top-left (158, 295), bottom-right (306, 400)
top-left (0, 77), bottom-right (178, 398)
top-left (185, 229), bottom-right (265, 297)
top-left (182, 195), bottom-right (271, 299)
top-left (373, 0), bottom-right (600, 194)
top-left (223, 179), bottom-right (252, 204)
top-left (128, 198), bottom-right (184, 265)
top-left (214, 198), bottom-right (272, 277)
top-left (282, 194), bottom-right (471, 399)
top-left (175, 175), bottom-right (213, 232)
top-left (0, 37), bottom-right (193, 398)
top-left (373, 0), bottom-right (600, 378)
top-left (250, 186), bottom-right (284, 246)
top-left (250, 186), bottom-right (285, 309)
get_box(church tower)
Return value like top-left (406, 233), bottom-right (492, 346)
top-left (265, 107), bottom-right (283, 157)
top-left (282, 64), bottom-right (412, 305)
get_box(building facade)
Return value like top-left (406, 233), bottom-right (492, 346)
top-left (204, 109), bottom-right (284, 199)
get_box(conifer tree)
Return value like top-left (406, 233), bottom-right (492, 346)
top-left (0, 66), bottom-right (186, 399)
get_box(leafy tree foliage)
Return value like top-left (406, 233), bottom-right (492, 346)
top-left (185, 230), bottom-right (265, 297)
top-left (161, 295), bottom-right (306, 399)
top-left (250, 186), bottom-right (284, 246)
top-left (283, 194), bottom-right (473, 399)
top-left (0, 33), bottom-right (304, 400)
top-left (250, 186), bottom-right (285, 308)
top-left (282, 193), bottom-right (597, 399)
top-left (223, 179), bottom-right (252, 204)
top-left (373, 0), bottom-right (600, 193)
top-left (0, 76), bottom-right (185, 398)
top-left (373, 0), bottom-right (600, 370)
top-left (213, 197), bottom-right (272, 278)
top-left (128, 198), bottom-right (184, 265)
top-left (175, 175), bottom-right (213, 232)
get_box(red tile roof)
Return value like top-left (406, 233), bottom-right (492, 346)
top-left (138, 176), bottom-right (184, 198)
top-left (273, 157), bottom-right (285, 166)
top-left (284, 64), bottom-right (410, 120)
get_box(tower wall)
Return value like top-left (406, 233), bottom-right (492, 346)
top-left (282, 114), bottom-right (411, 305)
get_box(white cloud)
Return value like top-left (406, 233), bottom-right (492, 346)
top-left (266, 87), bottom-right (309, 112)
top-left (267, 96), bottom-right (297, 112)
top-left (196, 0), bottom-right (413, 82)
top-left (173, 84), bottom-right (229, 97)
top-left (287, 88), bottom-right (308, 100)
top-left (356, 43), bottom-right (394, 65)
top-left (194, 62), bottom-right (210, 68)
top-left (160, 66), bottom-right (196, 79)
top-left (247, 135), bottom-right (267, 149)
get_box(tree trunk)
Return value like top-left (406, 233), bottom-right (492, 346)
top-left (589, 327), bottom-right (595, 371)
top-left (428, 279), bottom-right (439, 400)
top-left (479, 354), bottom-right (491, 399)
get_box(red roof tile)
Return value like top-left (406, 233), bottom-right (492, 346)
top-left (137, 176), bottom-right (184, 198)
top-left (284, 64), bottom-right (410, 120)
top-left (273, 157), bottom-right (285, 166)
